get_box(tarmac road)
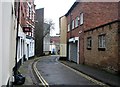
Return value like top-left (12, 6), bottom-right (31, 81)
top-left (35, 56), bottom-right (102, 86)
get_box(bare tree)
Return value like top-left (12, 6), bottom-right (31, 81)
top-left (43, 19), bottom-right (55, 38)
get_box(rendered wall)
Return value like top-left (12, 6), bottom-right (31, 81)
top-left (60, 16), bottom-right (67, 57)
top-left (1, 2), bottom-right (16, 85)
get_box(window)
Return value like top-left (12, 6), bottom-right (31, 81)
top-left (67, 24), bottom-right (70, 31)
top-left (72, 20), bottom-right (74, 29)
top-left (98, 34), bottom-right (106, 50)
top-left (75, 17), bottom-right (79, 27)
top-left (87, 37), bottom-right (92, 50)
top-left (80, 13), bottom-right (83, 25)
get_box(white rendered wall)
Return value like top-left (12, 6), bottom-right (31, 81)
top-left (0, 2), bottom-right (2, 86)
top-left (1, 2), bottom-right (16, 86)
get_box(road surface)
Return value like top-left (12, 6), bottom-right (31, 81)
top-left (35, 56), bottom-right (102, 86)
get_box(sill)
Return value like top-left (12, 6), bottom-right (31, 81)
top-left (74, 26), bottom-right (79, 29)
top-left (80, 24), bottom-right (83, 26)
top-left (98, 48), bottom-right (106, 51)
top-left (87, 48), bottom-right (91, 50)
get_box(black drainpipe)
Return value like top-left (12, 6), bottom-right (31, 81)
top-left (14, 1), bottom-right (20, 75)
top-left (70, 13), bottom-right (72, 38)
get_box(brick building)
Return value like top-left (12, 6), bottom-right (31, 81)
top-left (63, 2), bottom-right (120, 73)
top-left (16, 0), bottom-right (36, 67)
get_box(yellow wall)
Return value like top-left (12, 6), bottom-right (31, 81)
top-left (59, 16), bottom-right (67, 57)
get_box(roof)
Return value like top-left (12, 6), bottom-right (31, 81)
top-left (65, 2), bottom-right (79, 16)
top-left (50, 36), bottom-right (60, 43)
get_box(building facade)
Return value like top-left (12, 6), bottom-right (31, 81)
top-left (0, 0), bottom-right (36, 86)
top-left (17, 0), bottom-right (35, 67)
top-left (0, 1), bottom-right (17, 86)
top-left (35, 8), bottom-right (44, 57)
top-left (59, 16), bottom-right (67, 60)
top-left (63, 1), bottom-right (120, 73)
top-left (43, 23), bottom-right (51, 55)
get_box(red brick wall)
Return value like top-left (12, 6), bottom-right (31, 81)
top-left (66, 2), bottom-right (119, 68)
top-left (67, 2), bottom-right (119, 36)
top-left (83, 2), bottom-right (119, 31)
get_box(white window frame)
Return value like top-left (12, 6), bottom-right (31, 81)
top-left (87, 37), bottom-right (92, 49)
top-left (75, 17), bottom-right (79, 28)
top-left (98, 34), bottom-right (106, 48)
top-left (80, 13), bottom-right (83, 25)
top-left (67, 24), bottom-right (70, 31)
top-left (72, 20), bottom-right (74, 29)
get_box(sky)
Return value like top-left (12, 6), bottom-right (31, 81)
top-left (34, 0), bottom-right (76, 36)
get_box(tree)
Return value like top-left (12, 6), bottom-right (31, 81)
top-left (43, 19), bottom-right (55, 38)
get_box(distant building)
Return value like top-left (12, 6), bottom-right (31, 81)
top-left (50, 36), bottom-right (60, 55)
top-left (35, 8), bottom-right (44, 57)
top-left (43, 23), bottom-right (51, 55)
top-left (60, 1), bottom-right (120, 73)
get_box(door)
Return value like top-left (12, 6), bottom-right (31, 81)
top-left (27, 44), bottom-right (29, 59)
top-left (69, 41), bottom-right (78, 63)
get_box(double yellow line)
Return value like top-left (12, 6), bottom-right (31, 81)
top-left (33, 57), bottom-right (109, 87)
top-left (33, 60), bottom-right (49, 87)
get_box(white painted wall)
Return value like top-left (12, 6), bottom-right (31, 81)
top-left (17, 26), bottom-right (26, 63)
top-left (25, 38), bottom-right (35, 59)
top-left (17, 25), bottom-right (35, 62)
top-left (0, 2), bottom-right (2, 86)
top-left (44, 34), bottom-right (50, 52)
top-left (1, 2), bottom-right (16, 86)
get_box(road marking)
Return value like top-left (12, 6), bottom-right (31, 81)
top-left (33, 60), bottom-right (49, 87)
top-left (60, 62), bottom-right (110, 87)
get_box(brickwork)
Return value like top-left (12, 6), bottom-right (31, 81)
top-left (66, 2), bottom-right (120, 73)
top-left (118, 21), bottom-right (120, 72)
top-left (84, 22), bottom-right (119, 73)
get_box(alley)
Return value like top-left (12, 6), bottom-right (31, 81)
top-left (35, 56), bottom-right (102, 86)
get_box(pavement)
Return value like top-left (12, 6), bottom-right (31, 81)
top-left (60, 60), bottom-right (120, 87)
top-left (13, 56), bottom-right (120, 87)
top-left (13, 57), bottom-right (41, 87)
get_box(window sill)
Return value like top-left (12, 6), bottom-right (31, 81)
top-left (98, 48), bottom-right (106, 51)
top-left (87, 48), bottom-right (91, 50)
top-left (80, 24), bottom-right (83, 26)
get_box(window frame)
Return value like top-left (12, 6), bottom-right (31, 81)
top-left (75, 16), bottom-right (79, 28)
top-left (72, 20), bottom-right (75, 29)
top-left (67, 23), bottom-right (70, 32)
top-left (80, 13), bottom-right (83, 25)
top-left (87, 37), bottom-right (92, 50)
top-left (98, 34), bottom-right (106, 51)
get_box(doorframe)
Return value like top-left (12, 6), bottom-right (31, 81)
top-left (77, 37), bottom-right (79, 64)
top-left (68, 37), bottom-right (79, 64)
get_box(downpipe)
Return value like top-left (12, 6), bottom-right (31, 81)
top-left (12, 1), bottom-right (25, 85)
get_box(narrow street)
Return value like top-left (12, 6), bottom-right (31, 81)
top-left (35, 56), bottom-right (102, 86)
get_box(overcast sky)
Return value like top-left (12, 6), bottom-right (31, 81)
top-left (34, 0), bottom-right (76, 36)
